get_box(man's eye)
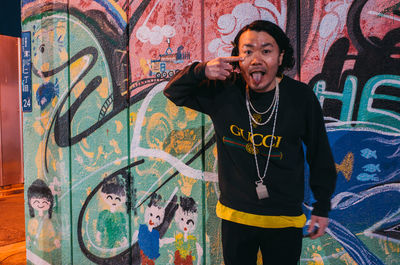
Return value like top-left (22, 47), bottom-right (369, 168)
top-left (244, 50), bottom-right (252, 55)
top-left (263, 50), bottom-right (271, 54)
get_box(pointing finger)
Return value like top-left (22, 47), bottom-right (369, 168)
top-left (221, 56), bottom-right (244, 63)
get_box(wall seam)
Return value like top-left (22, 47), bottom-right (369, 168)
top-left (297, 0), bottom-right (301, 80)
top-left (67, 0), bottom-right (74, 263)
top-left (201, 0), bottom-right (207, 264)
top-left (126, 0), bottom-right (133, 263)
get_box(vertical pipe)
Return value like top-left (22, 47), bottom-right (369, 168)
top-left (0, 46), bottom-right (2, 187)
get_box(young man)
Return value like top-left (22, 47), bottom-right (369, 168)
top-left (164, 20), bottom-right (337, 264)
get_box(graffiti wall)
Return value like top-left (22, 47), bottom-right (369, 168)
top-left (21, 0), bottom-right (399, 264)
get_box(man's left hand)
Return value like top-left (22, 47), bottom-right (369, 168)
top-left (307, 215), bottom-right (328, 239)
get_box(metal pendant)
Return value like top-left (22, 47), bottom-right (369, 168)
top-left (256, 182), bottom-right (269, 199)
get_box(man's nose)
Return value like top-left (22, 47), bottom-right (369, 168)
top-left (250, 53), bottom-right (262, 65)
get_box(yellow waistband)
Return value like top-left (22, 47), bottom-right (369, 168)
top-left (216, 201), bottom-right (306, 228)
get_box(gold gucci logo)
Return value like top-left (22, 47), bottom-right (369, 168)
top-left (230, 124), bottom-right (282, 148)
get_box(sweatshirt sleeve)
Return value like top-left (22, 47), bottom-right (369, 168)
top-left (303, 89), bottom-right (337, 217)
top-left (163, 62), bottom-right (216, 115)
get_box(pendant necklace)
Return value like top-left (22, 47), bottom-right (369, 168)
top-left (245, 79), bottom-right (279, 199)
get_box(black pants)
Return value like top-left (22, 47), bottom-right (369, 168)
top-left (221, 219), bottom-right (303, 265)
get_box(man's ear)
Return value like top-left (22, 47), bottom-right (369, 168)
top-left (279, 50), bottom-right (285, 66)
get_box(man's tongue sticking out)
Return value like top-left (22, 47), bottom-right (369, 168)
top-left (252, 72), bottom-right (263, 85)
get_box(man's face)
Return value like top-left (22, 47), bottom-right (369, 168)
top-left (238, 30), bottom-right (284, 92)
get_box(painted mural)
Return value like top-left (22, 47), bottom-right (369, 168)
top-left (21, 0), bottom-right (399, 264)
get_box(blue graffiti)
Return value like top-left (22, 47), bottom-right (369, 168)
top-left (362, 164), bottom-right (381, 173)
top-left (327, 219), bottom-right (385, 265)
top-left (368, 137), bottom-right (400, 159)
top-left (360, 148), bottom-right (377, 159)
top-left (356, 173), bottom-right (379, 182)
top-left (304, 130), bottom-right (400, 265)
top-left (36, 78), bottom-right (59, 110)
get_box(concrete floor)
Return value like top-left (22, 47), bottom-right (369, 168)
top-left (0, 191), bottom-right (26, 264)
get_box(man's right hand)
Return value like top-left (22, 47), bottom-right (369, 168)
top-left (205, 56), bottom-right (243, 80)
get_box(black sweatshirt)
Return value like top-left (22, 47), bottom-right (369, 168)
top-left (164, 62), bottom-right (337, 217)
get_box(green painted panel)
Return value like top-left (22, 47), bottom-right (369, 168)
top-left (21, 1), bottom-right (400, 265)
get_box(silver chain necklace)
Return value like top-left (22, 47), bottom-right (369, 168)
top-left (246, 87), bottom-right (278, 126)
top-left (247, 85), bottom-right (278, 114)
top-left (245, 79), bottom-right (279, 199)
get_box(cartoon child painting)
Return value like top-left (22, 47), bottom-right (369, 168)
top-left (27, 179), bottom-right (60, 252)
top-left (173, 196), bottom-right (202, 265)
top-left (96, 175), bottom-right (128, 249)
top-left (132, 193), bottom-right (165, 265)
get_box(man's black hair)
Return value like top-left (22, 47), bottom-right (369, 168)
top-left (231, 20), bottom-right (295, 75)
top-left (27, 179), bottom-right (54, 218)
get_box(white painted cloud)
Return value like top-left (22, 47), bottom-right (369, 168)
top-left (318, 1), bottom-right (351, 59)
top-left (136, 25), bottom-right (176, 45)
top-left (208, 1), bottom-right (287, 57)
